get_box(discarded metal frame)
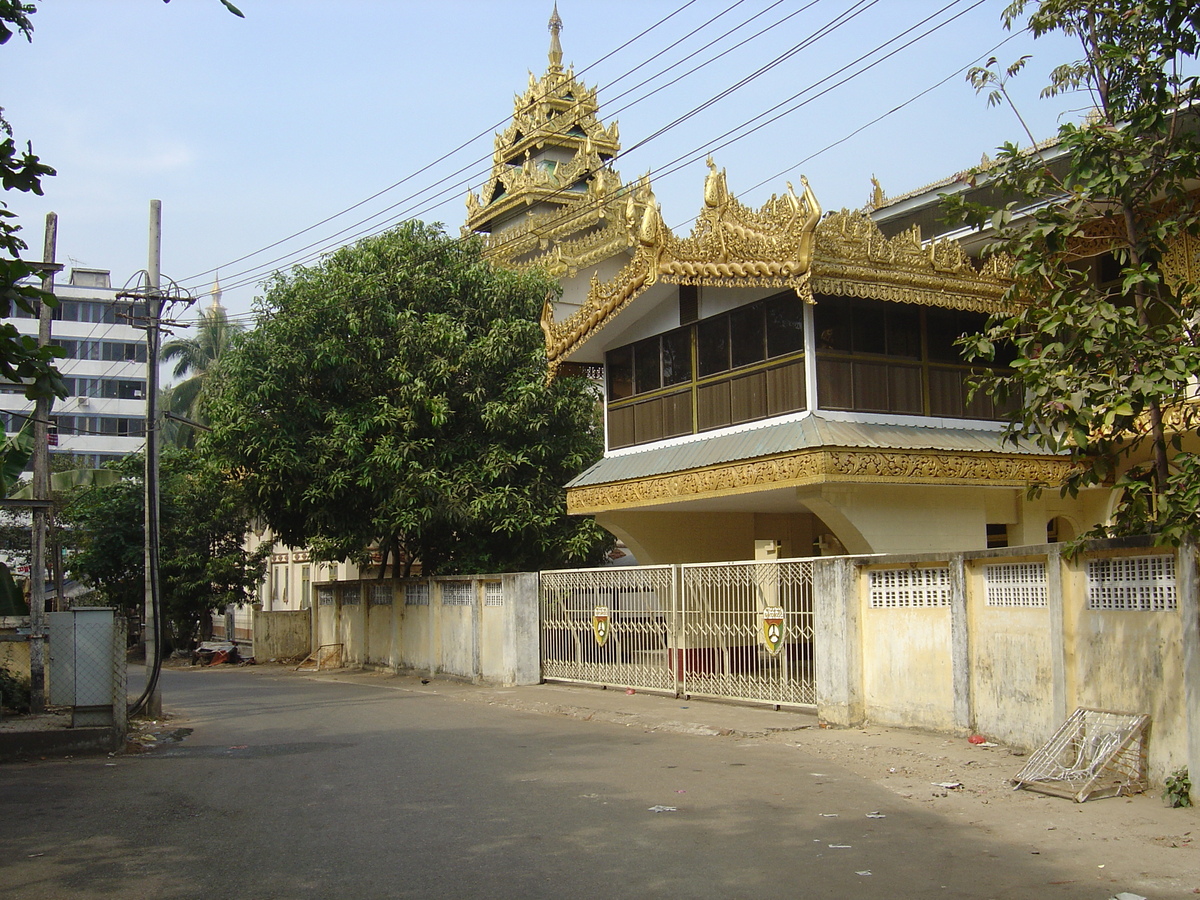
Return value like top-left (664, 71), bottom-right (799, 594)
top-left (1012, 707), bottom-right (1150, 802)
top-left (295, 643), bottom-right (343, 672)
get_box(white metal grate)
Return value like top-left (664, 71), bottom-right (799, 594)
top-left (680, 559), bottom-right (816, 707)
top-left (484, 582), bottom-right (503, 607)
top-left (339, 584), bottom-right (360, 605)
top-left (404, 583), bottom-right (429, 606)
top-left (540, 565), bottom-right (677, 693)
top-left (984, 562), bottom-right (1047, 607)
top-left (368, 583), bottom-right (392, 606)
top-left (317, 586), bottom-right (335, 606)
top-left (442, 582), bottom-right (473, 606)
top-left (1087, 555), bottom-right (1176, 611)
top-left (868, 567), bottom-right (951, 608)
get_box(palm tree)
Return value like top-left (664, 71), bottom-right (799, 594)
top-left (160, 281), bottom-right (242, 448)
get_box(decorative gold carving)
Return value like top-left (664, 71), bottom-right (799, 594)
top-left (1162, 230), bottom-right (1200, 291)
top-left (540, 164), bottom-right (823, 373)
top-left (566, 448), bottom-right (1075, 514)
top-left (811, 210), bottom-right (1012, 313)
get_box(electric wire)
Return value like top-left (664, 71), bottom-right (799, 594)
top-left (177, 0), bottom-right (710, 289)
top-left (181, 0), bottom-right (834, 299)
top-left (184, 0), bottom-right (993, 328)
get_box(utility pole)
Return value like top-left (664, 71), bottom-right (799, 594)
top-left (143, 199), bottom-right (163, 718)
top-left (29, 212), bottom-right (58, 714)
top-left (119, 200), bottom-right (192, 718)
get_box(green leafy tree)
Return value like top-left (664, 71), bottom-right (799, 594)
top-left (946, 0), bottom-right (1200, 543)
top-left (63, 451), bottom-right (267, 647)
top-left (161, 303), bottom-right (243, 447)
top-left (204, 221), bottom-right (612, 576)
top-left (0, 1), bottom-right (64, 402)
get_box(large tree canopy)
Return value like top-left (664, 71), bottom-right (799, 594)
top-left (204, 222), bottom-right (612, 575)
top-left (948, 0), bottom-right (1200, 543)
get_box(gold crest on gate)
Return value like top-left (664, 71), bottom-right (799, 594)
top-left (761, 606), bottom-right (785, 656)
top-left (592, 606), bottom-right (611, 647)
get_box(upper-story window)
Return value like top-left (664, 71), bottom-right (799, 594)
top-left (814, 296), bottom-right (1012, 419)
top-left (605, 292), bottom-right (806, 449)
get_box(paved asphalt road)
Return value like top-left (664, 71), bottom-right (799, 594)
top-left (0, 668), bottom-right (1131, 899)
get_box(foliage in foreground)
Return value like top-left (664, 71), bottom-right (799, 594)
top-left (63, 451), bottom-right (267, 647)
top-left (204, 221), bottom-right (612, 576)
top-left (945, 0), bottom-right (1200, 544)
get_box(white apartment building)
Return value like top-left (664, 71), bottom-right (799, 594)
top-left (2, 267), bottom-right (147, 468)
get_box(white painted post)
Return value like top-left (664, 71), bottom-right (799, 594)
top-left (1047, 545), bottom-right (1069, 724)
top-left (1178, 540), bottom-right (1200, 806)
top-left (949, 554), bottom-right (971, 734)
top-left (814, 557), bottom-right (863, 726)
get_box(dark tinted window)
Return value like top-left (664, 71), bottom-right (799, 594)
top-left (633, 336), bottom-right (661, 393)
top-left (662, 327), bottom-right (691, 386)
top-left (697, 316), bottom-right (730, 377)
top-left (730, 305), bottom-right (765, 369)
top-left (607, 345), bottom-right (633, 399)
top-left (765, 294), bottom-right (804, 357)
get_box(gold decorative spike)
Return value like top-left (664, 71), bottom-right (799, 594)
top-left (548, 4), bottom-right (564, 72)
top-left (869, 175), bottom-right (885, 210)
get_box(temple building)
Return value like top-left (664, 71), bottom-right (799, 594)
top-left (467, 11), bottom-right (1110, 565)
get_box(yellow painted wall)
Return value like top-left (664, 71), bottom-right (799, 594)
top-left (861, 600), bottom-right (957, 731)
top-left (0, 618), bottom-right (30, 680)
top-left (366, 601), bottom-right (392, 667)
top-left (966, 561), bottom-right (1056, 749)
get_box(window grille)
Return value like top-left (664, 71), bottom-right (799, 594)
top-left (317, 586), bottom-right (335, 606)
top-left (984, 562), bottom-right (1047, 607)
top-left (868, 567), bottom-right (951, 608)
top-left (442, 582), bottom-right (473, 606)
top-left (1087, 555), bottom-right (1176, 611)
top-left (339, 585), bottom-right (361, 605)
top-left (369, 583), bottom-right (392, 606)
top-left (404, 583), bottom-right (430, 606)
top-left (484, 582), bottom-right (503, 607)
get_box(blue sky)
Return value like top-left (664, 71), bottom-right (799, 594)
top-left (2, 0), bottom-right (1084, 327)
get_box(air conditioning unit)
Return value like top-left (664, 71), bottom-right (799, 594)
top-left (77, 397), bottom-right (90, 408)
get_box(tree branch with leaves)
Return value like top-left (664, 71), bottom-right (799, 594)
top-left (945, 0), bottom-right (1200, 544)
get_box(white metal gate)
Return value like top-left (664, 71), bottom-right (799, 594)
top-left (540, 559), bottom-right (815, 708)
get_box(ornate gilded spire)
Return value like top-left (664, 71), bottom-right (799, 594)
top-left (548, 4), bottom-right (563, 73)
top-left (209, 274), bottom-right (224, 312)
top-left (465, 5), bottom-right (624, 238)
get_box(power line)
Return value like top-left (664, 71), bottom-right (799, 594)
top-left (203, 0), bottom-right (875, 300)
top-left (178, 0), bottom-right (712, 291)
top-left (183, 0), bottom-right (830, 298)
top-left (196, 0), bottom-right (994, 329)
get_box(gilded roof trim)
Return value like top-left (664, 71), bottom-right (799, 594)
top-left (566, 447), bottom-right (1075, 514)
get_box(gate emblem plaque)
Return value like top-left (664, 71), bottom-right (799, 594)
top-left (592, 606), bottom-right (611, 646)
top-left (761, 606), bottom-right (785, 656)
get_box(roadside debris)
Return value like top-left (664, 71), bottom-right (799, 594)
top-left (1012, 708), bottom-right (1149, 802)
top-left (648, 805), bottom-right (677, 813)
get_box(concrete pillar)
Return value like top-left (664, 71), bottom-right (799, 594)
top-left (1179, 541), bottom-right (1200, 806)
top-left (949, 554), bottom-right (971, 733)
top-left (814, 557), bottom-right (863, 726)
top-left (502, 572), bottom-right (541, 686)
top-left (1046, 545), bottom-right (1069, 724)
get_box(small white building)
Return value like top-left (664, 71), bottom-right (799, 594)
top-left (2, 267), bottom-right (147, 468)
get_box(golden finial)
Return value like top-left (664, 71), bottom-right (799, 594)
top-left (548, 4), bottom-right (564, 72)
top-left (870, 175), bottom-right (885, 209)
top-left (209, 273), bottom-right (224, 312)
